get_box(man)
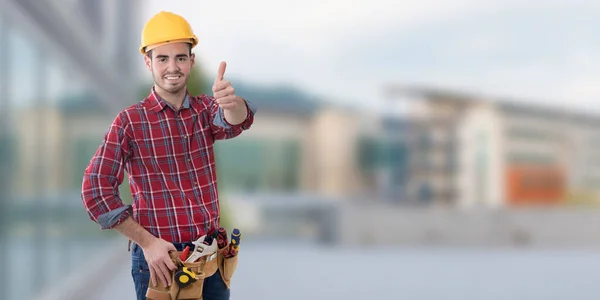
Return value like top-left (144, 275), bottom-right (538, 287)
top-left (81, 11), bottom-right (256, 300)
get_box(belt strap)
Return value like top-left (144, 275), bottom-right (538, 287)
top-left (172, 242), bottom-right (195, 251)
top-left (126, 229), bottom-right (219, 252)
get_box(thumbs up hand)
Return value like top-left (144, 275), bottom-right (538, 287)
top-left (212, 61), bottom-right (243, 110)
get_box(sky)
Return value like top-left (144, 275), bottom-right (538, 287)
top-left (140, 0), bottom-right (600, 113)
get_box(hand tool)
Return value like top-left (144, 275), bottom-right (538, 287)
top-left (217, 227), bottom-right (228, 249)
top-left (174, 265), bottom-right (198, 300)
top-left (179, 246), bottom-right (190, 261)
top-left (185, 234), bottom-right (218, 263)
top-left (224, 228), bottom-right (241, 258)
top-left (230, 228), bottom-right (241, 253)
top-left (175, 266), bottom-right (198, 288)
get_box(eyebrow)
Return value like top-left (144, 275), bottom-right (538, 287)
top-left (155, 54), bottom-right (189, 59)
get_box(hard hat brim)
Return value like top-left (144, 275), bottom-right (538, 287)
top-left (141, 37), bottom-right (198, 55)
top-left (140, 37), bottom-right (198, 55)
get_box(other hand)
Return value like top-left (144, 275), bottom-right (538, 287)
top-left (142, 238), bottom-right (178, 287)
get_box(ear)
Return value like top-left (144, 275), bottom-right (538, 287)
top-left (144, 54), bottom-right (152, 71)
top-left (190, 53), bottom-right (196, 68)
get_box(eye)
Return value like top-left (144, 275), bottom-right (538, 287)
top-left (178, 57), bottom-right (188, 62)
top-left (158, 57), bottom-right (167, 63)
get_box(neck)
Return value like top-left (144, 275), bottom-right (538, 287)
top-left (155, 86), bottom-right (187, 110)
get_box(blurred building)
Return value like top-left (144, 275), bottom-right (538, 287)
top-left (2, 0), bottom-right (142, 199)
top-left (355, 116), bottom-right (412, 203)
top-left (209, 86), bottom-right (379, 199)
top-left (10, 78), bottom-right (385, 203)
top-left (364, 88), bottom-right (471, 206)
top-left (0, 1), bottom-right (142, 299)
top-left (386, 86), bottom-right (600, 208)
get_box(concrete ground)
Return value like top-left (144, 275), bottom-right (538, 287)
top-left (84, 241), bottom-right (600, 300)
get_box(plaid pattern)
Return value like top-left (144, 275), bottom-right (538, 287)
top-left (81, 87), bottom-right (255, 243)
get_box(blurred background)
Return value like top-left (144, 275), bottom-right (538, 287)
top-left (2, 0), bottom-right (600, 299)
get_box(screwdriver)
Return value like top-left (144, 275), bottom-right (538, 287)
top-left (226, 228), bottom-right (241, 258)
top-left (230, 229), bottom-right (240, 251)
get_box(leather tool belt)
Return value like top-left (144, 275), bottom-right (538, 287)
top-left (145, 248), bottom-right (238, 300)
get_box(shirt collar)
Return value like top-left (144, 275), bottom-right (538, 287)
top-left (147, 86), bottom-right (192, 113)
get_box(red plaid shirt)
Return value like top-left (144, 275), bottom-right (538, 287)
top-left (81, 87), bottom-right (255, 243)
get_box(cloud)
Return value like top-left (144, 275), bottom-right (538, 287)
top-left (326, 1), bottom-right (600, 110)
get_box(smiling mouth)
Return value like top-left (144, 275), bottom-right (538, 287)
top-left (165, 75), bottom-right (182, 81)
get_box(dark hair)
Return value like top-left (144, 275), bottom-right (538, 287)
top-left (146, 43), bottom-right (193, 59)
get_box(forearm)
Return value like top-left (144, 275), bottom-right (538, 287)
top-left (209, 96), bottom-right (256, 140)
top-left (223, 97), bottom-right (248, 125)
top-left (113, 215), bottom-right (157, 248)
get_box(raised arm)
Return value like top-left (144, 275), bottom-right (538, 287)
top-left (208, 61), bottom-right (257, 140)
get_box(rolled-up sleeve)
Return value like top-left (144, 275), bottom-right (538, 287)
top-left (208, 96), bottom-right (257, 140)
top-left (81, 112), bottom-right (132, 229)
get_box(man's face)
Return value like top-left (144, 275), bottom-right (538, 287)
top-left (144, 42), bottom-right (195, 95)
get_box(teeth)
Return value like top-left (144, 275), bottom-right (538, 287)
top-left (166, 76), bottom-right (180, 80)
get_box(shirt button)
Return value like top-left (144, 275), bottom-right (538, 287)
top-left (184, 135), bottom-right (188, 139)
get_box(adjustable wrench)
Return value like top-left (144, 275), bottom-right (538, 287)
top-left (185, 234), bottom-right (218, 263)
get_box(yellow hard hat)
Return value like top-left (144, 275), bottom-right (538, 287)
top-left (140, 11), bottom-right (198, 55)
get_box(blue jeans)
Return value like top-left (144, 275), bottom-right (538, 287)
top-left (131, 243), bottom-right (230, 300)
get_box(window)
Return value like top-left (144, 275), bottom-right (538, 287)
top-left (215, 138), bottom-right (302, 192)
top-left (71, 137), bottom-right (99, 189)
top-left (8, 27), bottom-right (38, 107)
top-left (505, 126), bottom-right (555, 141)
top-left (0, 18), bottom-right (12, 202)
top-left (506, 152), bottom-right (556, 164)
top-left (358, 136), bottom-right (381, 171)
top-left (418, 183), bottom-right (433, 203)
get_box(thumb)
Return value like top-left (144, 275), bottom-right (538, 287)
top-left (216, 61), bottom-right (227, 82)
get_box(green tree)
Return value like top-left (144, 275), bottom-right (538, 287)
top-left (187, 60), bottom-right (211, 96)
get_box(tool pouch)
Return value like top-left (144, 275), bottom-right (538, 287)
top-left (145, 249), bottom-right (239, 299)
top-left (193, 249), bottom-right (238, 289)
top-left (146, 251), bottom-right (206, 300)
top-left (217, 252), bottom-right (238, 289)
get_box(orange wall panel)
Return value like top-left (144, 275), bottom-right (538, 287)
top-left (505, 165), bottom-right (566, 205)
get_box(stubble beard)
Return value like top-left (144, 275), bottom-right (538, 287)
top-left (153, 71), bottom-right (189, 95)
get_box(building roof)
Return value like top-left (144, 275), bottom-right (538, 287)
top-left (232, 81), bottom-right (321, 115)
top-left (497, 101), bottom-right (600, 127)
top-left (58, 80), bottom-right (322, 116)
top-left (383, 84), bottom-right (482, 107)
top-left (384, 84), bottom-right (600, 127)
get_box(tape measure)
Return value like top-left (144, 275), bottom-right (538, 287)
top-left (175, 266), bottom-right (197, 288)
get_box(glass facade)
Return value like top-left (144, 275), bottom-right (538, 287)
top-left (0, 16), bottom-right (8, 300)
top-left (358, 134), bottom-right (410, 202)
top-left (0, 2), bottom-right (140, 298)
top-left (215, 138), bottom-right (302, 193)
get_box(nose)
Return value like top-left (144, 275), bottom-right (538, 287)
top-left (167, 58), bottom-right (180, 72)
